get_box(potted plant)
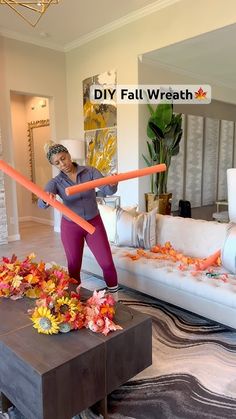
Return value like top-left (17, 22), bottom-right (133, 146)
top-left (143, 103), bottom-right (183, 213)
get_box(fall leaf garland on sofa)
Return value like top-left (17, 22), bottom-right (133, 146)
top-left (123, 242), bottom-right (228, 280)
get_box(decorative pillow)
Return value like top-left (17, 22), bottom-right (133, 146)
top-left (221, 223), bottom-right (236, 274)
top-left (115, 207), bottom-right (157, 249)
top-left (98, 204), bottom-right (117, 243)
top-left (121, 205), bottom-right (138, 215)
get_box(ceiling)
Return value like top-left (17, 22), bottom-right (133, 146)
top-left (0, 0), bottom-right (169, 51)
top-left (143, 23), bottom-right (236, 91)
top-left (1, 0), bottom-right (235, 92)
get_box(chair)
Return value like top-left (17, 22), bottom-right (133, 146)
top-left (212, 210), bottom-right (229, 223)
top-left (212, 201), bottom-right (229, 223)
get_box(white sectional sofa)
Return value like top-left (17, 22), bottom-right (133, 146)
top-left (82, 212), bottom-right (236, 329)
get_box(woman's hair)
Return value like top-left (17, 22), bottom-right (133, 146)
top-left (44, 141), bottom-right (69, 164)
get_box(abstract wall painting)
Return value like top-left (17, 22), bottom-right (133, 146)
top-left (83, 69), bottom-right (117, 131)
top-left (85, 127), bottom-right (117, 175)
top-left (83, 70), bottom-right (117, 175)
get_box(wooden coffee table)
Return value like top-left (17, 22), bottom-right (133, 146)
top-left (0, 288), bottom-right (152, 419)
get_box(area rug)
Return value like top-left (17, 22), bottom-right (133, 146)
top-left (73, 277), bottom-right (236, 418)
top-left (2, 278), bottom-right (236, 419)
top-left (105, 289), bottom-right (236, 419)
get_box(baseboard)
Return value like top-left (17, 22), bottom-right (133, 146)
top-left (19, 216), bottom-right (54, 226)
top-left (8, 234), bottom-right (21, 242)
top-left (31, 216), bottom-right (54, 226)
top-left (19, 216), bottom-right (32, 222)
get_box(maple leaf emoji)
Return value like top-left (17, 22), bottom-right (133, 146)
top-left (195, 87), bottom-right (207, 100)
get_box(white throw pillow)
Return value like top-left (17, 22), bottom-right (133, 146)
top-left (115, 207), bottom-right (157, 249)
top-left (122, 205), bottom-right (138, 215)
top-left (98, 204), bottom-right (117, 242)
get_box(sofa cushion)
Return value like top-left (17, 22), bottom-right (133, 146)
top-left (115, 207), bottom-right (157, 249)
top-left (222, 223), bottom-right (236, 274)
top-left (156, 214), bottom-right (228, 258)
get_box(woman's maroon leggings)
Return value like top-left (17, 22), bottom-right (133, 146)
top-left (61, 214), bottom-right (118, 287)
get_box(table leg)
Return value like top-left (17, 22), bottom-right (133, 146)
top-left (91, 396), bottom-right (108, 418)
top-left (0, 392), bottom-right (13, 413)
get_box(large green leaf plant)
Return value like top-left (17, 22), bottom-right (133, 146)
top-left (143, 103), bottom-right (183, 195)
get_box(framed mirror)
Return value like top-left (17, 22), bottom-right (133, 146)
top-left (28, 119), bottom-right (51, 202)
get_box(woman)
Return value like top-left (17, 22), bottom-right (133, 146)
top-left (38, 143), bottom-right (119, 298)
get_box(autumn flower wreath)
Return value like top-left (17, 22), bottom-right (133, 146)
top-left (30, 289), bottom-right (122, 335)
top-left (0, 254), bottom-right (122, 336)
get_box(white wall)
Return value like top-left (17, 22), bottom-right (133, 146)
top-left (65, 0), bottom-right (236, 210)
top-left (11, 94), bottom-right (54, 224)
top-left (0, 38), bottom-right (68, 238)
top-left (66, 35), bottom-right (139, 207)
top-left (0, 36), bottom-right (9, 243)
top-left (24, 96), bottom-right (54, 223)
top-left (11, 94), bottom-right (31, 219)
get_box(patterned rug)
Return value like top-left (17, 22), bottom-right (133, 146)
top-left (2, 277), bottom-right (236, 419)
top-left (106, 290), bottom-right (236, 418)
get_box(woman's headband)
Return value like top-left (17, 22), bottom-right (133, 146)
top-left (45, 143), bottom-right (69, 163)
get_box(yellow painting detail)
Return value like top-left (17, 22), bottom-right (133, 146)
top-left (86, 129), bottom-right (117, 175)
top-left (84, 101), bottom-right (107, 130)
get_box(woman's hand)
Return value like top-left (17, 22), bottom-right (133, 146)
top-left (43, 192), bottom-right (56, 204)
top-left (47, 192), bottom-right (56, 200)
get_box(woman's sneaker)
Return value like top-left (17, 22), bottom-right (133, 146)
top-left (107, 285), bottom-right (119, 302)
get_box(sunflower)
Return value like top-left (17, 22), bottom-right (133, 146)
top-left (54, 296), bottom-right (78, 316)
top-left (31, 306), bottom-right (59, 335)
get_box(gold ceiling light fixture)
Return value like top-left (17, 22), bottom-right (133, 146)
top-left (0, 0), bottom-right (60, 27)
